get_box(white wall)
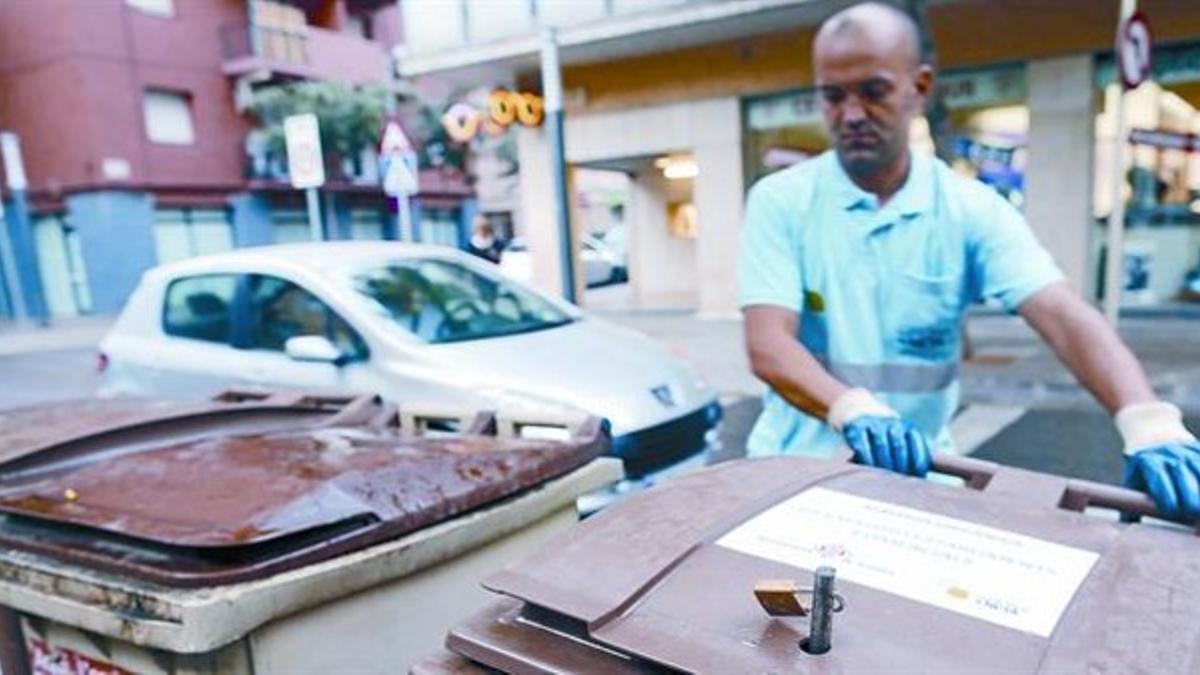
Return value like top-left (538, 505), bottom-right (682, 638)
top-left (1025, 55), bottom-right (1095, 296)
top-left (515, 126), bottom-right (584, 300)
top-left (627, 169), bottom-right (698, 307)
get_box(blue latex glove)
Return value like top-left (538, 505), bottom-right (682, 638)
top-left (1124, 441), bottom-right (1200, 521)
top-left (843, 415), bottom-right (933, 477)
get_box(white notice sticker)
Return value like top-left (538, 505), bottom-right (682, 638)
top-left (717, 488), bottom-right (1099, 637)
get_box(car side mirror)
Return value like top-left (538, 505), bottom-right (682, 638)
top-left (284, 335), bottom-right (347, 366)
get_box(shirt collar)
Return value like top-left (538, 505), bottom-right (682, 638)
top-left (827, 148), bottom-right (934, 217)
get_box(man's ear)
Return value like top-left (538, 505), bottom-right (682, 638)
top-left (914, 64), bottom-right (934, 98)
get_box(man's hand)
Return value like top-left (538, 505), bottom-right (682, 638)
top-left (1118, 401), bottom-right (1200, 521)
top-left (831, 389), bottom-right (933, 477)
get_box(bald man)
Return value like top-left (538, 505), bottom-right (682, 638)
top-left (738, 2), bottom-right (1200, 520)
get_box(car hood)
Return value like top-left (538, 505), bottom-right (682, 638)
top-left (419, 318), bottom-right (714, 435)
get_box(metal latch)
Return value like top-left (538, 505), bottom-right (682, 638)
top-left (754, 566), bottom-right (844, 655)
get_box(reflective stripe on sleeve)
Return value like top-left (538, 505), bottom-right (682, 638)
top-left (816, 357), bottom-right (958, 393)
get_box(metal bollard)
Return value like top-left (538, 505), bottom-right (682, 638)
top-left (806, 566), bottom-right (837, 655)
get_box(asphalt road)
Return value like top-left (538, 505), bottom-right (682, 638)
top-left (0, 348), bottom-right (100, 411)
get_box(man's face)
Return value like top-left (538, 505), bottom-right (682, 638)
top-left (814, 34), bottom-right (931, 178)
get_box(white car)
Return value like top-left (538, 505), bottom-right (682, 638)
top-left (99, 242), bottom-right (719, 475)
top-left (499, 236), bottom-right (624, 288)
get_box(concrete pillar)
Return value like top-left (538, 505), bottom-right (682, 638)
top-left (516, 126), bottom-right (582, 299)
top-left (627, 168), bottom-right (697, 308)
top-left (1025, 55), bottom-right (1095, 297)
top-left (693, 99), bottom-right (744, 318)
top-left (66, 191), bottom-right (157, 315)
top-left (229, 192), bottom-right (274, 248)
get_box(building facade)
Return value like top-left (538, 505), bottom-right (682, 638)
top-left (398, 0), bottom-right (1200, 316)
top-left (0, 0), bottom-right (474, 320)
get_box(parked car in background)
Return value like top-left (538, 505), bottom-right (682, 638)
top-left (99, 243), bottom-right (719, 475)
top-left (499, 235), bottom-right (625, 288)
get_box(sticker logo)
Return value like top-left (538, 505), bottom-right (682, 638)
top-left (804, 290), bottom-right (825, 313)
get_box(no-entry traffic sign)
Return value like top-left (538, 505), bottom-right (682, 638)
top-left (1118, 11), bottom-right (1152, 90)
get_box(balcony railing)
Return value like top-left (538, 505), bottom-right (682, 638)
top-left (221, 23), bottom-right (309, 68)
top-left (222, 22), bottom-right (390, 85)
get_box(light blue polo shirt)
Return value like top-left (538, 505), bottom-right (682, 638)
top-left (738, 149), bottom-right (1063, 458)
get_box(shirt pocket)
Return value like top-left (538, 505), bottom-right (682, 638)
top-left (882, 270), bottom-right (963, 362)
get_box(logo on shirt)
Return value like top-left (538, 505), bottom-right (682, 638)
top-left (805, 290), bottom-right (825, 313)
top-left (897, 318), bottom-right (957, 359)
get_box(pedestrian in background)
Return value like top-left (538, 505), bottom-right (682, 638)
top-left (738, 2), bottom-right (1200, 520)
top-left (467, 214), bottom-right (505, 264)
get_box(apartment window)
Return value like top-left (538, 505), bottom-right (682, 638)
top-left (345, 13), bottom-right (372, 40)
top-left (126, 0), bottom-right (174, 18)
top-left (143, 90), bottom-right (195, 145)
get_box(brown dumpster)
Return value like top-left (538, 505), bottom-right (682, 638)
top-left (428, 454), bottom-right (1200, 673)
top-left (0, 390), bottom-right (622, 674)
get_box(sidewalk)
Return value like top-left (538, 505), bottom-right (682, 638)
top-left (0, 316), bottom-right (113, 356)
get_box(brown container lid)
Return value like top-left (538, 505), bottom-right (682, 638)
top-left (0, 391), bottom-right (607, 587)
top-left (451, 455), bottom-right (1200, 673)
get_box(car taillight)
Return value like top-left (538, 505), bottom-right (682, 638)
top-left (96, 351), bottom-right (109, 373)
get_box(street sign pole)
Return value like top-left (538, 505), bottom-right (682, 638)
top-left (540, 27), bottom-right (577, 304)
top-left (396, 195), bottom-right (413, 242)
top-left (283, 113), bottom-right (326, 241)
top-left (1102, 0), bottom-right (1145, 324)
top-left (379, 120), bottom-right (419, 242)
top-left (304, 187), bottom-right (323, 242)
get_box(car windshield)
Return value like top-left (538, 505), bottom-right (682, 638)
top-left (347, 258), bottom-right (574, 344)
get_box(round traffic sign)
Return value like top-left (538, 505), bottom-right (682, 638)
top-left (1118, 11), bottom-right (1152, 90)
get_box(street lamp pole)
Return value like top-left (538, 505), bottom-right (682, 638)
top-left (1102, 0), bottom-right (1138, 325)
top-left (540, 27), bottom-right (577, 304)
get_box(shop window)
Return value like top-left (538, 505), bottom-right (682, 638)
top-left (350, 208), bottom-right (386, 240)
top-left (143, 90), bottom-right (195, 145)
top-left (1093, 42), bottom-right (1200, 305)
top-left (154, 209), bottom-right (234, 264)
top-left (33, 215), bottom-right (91, 318)
top-left (742, 64), bottom-right (1028, 207)
top-left (422, 209), bottom-right (462, 247)
top-left (667, 202), bottom-right (698, 239)
top-left (272, 209), bottom-right (312, 244)
top-left (163, 274), bottom-right (238, 344)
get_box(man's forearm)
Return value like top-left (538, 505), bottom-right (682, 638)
top-left (745, 316), bottom-right (849, 418)
top-left (1020, 283), bottom-right (1156, 414)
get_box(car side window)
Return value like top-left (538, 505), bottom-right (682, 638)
top-left (246, 275), bottom-right (367, 360)
top-left (162, 274), bottom-right (238, 344)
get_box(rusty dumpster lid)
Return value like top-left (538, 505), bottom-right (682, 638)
top-left (0, 392), bottom-right (607, 587)
top-left (446, 455), bottom-right (1200, 673)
